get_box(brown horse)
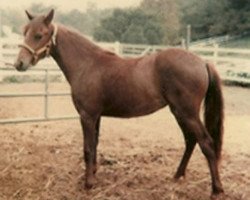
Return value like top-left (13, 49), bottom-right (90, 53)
top-left (14, 10), bottom-right (224, 199)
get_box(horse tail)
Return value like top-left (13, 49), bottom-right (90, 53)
top-left (204, 63), bottom-right (224, 161)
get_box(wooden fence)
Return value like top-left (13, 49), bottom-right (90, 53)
top-left (190, 45), bottom-right (250, 83)
top-left (1, 38), bottom-right (250, 84)
top-left (100, 42), bottom-right (250, 83)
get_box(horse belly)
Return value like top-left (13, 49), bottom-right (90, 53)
top-left (102, 95), bottom-right (167, 118)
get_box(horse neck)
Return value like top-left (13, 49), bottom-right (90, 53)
top-left (51, 25), bottom-right (100, 84)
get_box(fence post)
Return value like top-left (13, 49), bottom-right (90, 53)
top-left (0, 10), bottom-right (3, 63)
top-left (186, 24), bottom-right (191, 50)
top-left (0, 38), bottom-right (3, 62)
top-left (44, 68), bottom-right (49, 119)
top-left (213, 43), bottom-right (219, 65)
top-left (114, 41), bottom-right (121, 55)
top-left (181, 38), bottom-right (186, 49)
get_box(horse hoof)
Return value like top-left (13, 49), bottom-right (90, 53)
top-left (93, 165), bottom-right (98, 174)
top-left (210, 192), bottom-right (225, 200)
top-left (173, 174), bottom-right (185, 182)
top-left (85, 182), bottom-right (93, 189)
top-left (85, 177), bottom-right (97, 189)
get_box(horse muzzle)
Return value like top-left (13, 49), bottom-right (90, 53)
top-left (14, 60), bottom-right (30, 72)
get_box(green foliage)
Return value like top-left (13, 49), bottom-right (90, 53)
top-left (2, 0), bottom-right (250, 45)
top-left (101, 9), bottom-right (130, 41)
top-left (56, 6), bottom-right (112, 36)
top-left (180, 0), bottom-right (250, 40)
top-left (93, 8), bottom-right (165, 45)
top-left (144, 21), bottom-right (164, 45)
top-left (141, 0), bottom-right (180, 44)
top-left (121, 24), bottom-right (147, 44)
top-left (93, 28), bottom-right (115, 42)
top-left (3, 74), bottom-right (63, 83)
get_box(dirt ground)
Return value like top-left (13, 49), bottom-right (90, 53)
top-left (0, 82), bottom-right (250, 200)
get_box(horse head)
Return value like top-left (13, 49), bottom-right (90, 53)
top-left (14, 9), bottom-right (57, 71)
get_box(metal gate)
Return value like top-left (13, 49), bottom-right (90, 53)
top-left (0, 39), bottom-right (164, 124)
top-left (0, 66), bottom-right (78, 124)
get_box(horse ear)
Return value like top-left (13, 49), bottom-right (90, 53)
top-left (25, 10), bottom-right (34, 20)
top-left (44, 9), bottom-right (54, 25)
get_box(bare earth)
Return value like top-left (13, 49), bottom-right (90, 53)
top-left (0, 82), bottom-right (250, 200)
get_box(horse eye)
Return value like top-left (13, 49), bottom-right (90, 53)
top-left (34, 34), bottom-right (42, 41)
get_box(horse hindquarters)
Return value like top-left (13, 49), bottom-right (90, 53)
top-left (158, 57), bottom-right (224, 196)
top-left (174, 63), bottom-right (224, 185)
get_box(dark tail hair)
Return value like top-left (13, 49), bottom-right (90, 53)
top-left (204, 63), bottom-right (224, 161)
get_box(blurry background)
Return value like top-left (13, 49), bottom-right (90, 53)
top-left (1, 0), bottom-right (250, 46)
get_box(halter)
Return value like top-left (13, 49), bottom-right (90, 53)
top-left (18, 24), bottom-right (58, 64)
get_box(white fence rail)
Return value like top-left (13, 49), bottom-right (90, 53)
top-left (190, 45), bottom-right (250, 83)
top-left (99, 42), bottom-right (250, 84)
top-left (1, 38), bottom-right (250, 124)
top-left (101, 42), bottom-right (250, 85)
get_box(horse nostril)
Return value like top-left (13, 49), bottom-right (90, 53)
top-left (19, 61), bottom-right (23, 67)
top-left (14, 60), bottom-right (22, 68)
top-left (14, 60), bottom-right (26, 71)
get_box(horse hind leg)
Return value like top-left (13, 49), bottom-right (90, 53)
top-left (174, 127), bottom-right (196, 179)
top-left (171, 106), bottom-right (224, 196)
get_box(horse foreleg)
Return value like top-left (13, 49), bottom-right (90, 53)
top-left (80, 115), bottom-right (99, 189)
top-left (93, 117), bottom-right (101, 174)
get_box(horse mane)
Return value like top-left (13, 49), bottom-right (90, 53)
top-left (58, 24), bottom-right (116, 57)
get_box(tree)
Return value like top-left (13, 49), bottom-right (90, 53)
top-left (58, 9), bottom-right (87, 33)
top-left (121, 24), bottom-right (147, 44)
top-left (101, 9), bottom-right (130, 41)
top-left (140, 0), bottom-right (181, 44)
top-left (57, 8), bottom-right (110, 36)
top-left (179, 0), bottom-right (250, 40)
top-left (144, 21), bottom-right (164, 45)
top-left (93, 8), bottom-right (164, 45)
top-left (93, 28), bottom-right (115, 42)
